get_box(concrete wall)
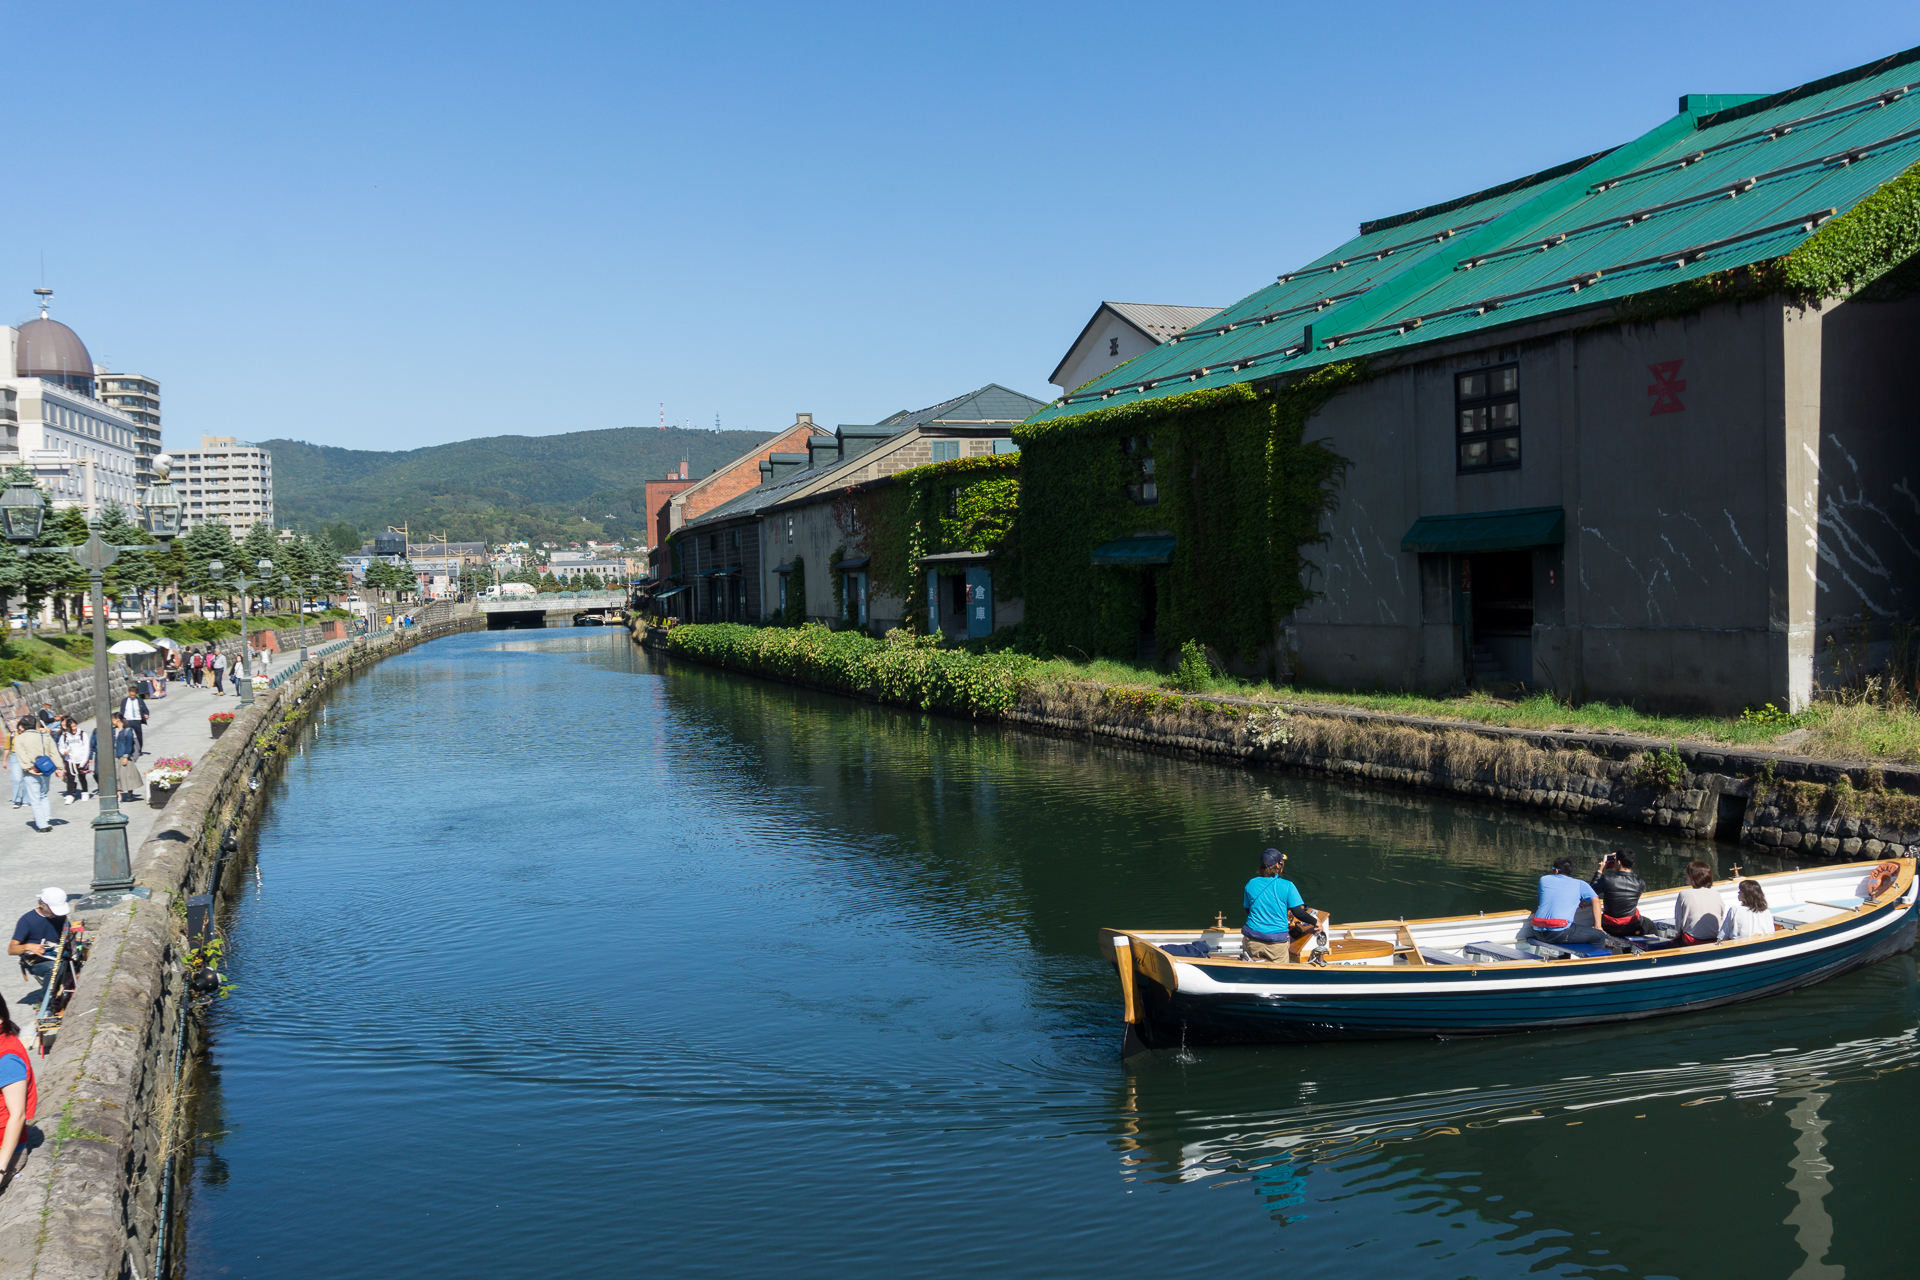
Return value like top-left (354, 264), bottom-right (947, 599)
top-left (1285, 289), bottom-right (1920, 715)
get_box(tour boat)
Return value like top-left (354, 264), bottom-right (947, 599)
top-left (1101, 858), bottom-right (1918, 1054)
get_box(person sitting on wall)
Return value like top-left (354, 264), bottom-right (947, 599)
top-left (1591, 850), bottom-right (1647, 937)
top-left (1530, 856), bottom-right (1618, 952)
top-left (8, 888), bottom-right (80, 1009)
top-left (1241, 849), bottom-right (1319, 961)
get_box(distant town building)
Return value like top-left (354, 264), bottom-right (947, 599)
top-left (2, 301), bottom-right (145, 516)
top-left (178, 436), bottom-right (275, 536)
top-left (1048, 302), bottom-right (1222, 397)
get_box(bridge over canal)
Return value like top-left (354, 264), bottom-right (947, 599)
top-left (478, 591), bottom-right (628, 630)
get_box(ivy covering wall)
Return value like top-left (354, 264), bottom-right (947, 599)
top-left (834, 454), bottom-right (1021, 629)
top-left (1010, 366), bottom-right (1362, 662)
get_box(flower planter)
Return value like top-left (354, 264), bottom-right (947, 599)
top-left (210, 721), bottom-right (230, 740)
top-left (148, 787), bottom-right (173, 809)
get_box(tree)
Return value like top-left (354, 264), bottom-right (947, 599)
top-left (319, 521), bottom-right (361, 555)
top-left (180, 521), bottom-right (239, 615)
top-left (98, 502), bottom-right (163, 620)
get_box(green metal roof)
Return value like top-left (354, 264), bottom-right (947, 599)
top-left (1400, 506), bottom-right (1566, 554)
top-left (1028, 45), bottom-right (1920, 426)
top-left (1091, 534), bottom-right (1176, 565)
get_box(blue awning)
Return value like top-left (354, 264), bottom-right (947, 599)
top-left (1399, 506), bottom-right (1565, 554)
top-left (1091, 534), bottom-right (1176, 566)
top-left (652, 585), bottom-right (689, 600)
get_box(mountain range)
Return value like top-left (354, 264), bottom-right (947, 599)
top-left (258, 426), bottom-right (775, 545)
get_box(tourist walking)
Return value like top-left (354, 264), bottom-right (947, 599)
top-left (109, 714), bottom-right (141, 802)
top-left (211, 649), bottom-right (227, 695)
top-left (57, 716), bottom-right (90, 804)
top-left (12, 717), bottom-right (60, 833)
top-left (120, 686), bottom-right (150, 755)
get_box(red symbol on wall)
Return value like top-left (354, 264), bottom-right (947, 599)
top-left (1647, 360), bottom-right (1687, 415)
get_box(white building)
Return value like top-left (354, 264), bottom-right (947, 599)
top-left (177, 436), bottom-right (275, 536)
top-left (1047, 302), bottom-right (1223, 397)
top-left (2, 305), bottom-right (145, 516)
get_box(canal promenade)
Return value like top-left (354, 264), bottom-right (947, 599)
top-left (0, 675), bottom-right (238, 950)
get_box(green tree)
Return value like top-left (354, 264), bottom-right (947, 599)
top-left (322, 521), bottom-right (362, 555)
top-left (38, 508), bottom-right (91, 633)
top-left (180, 521), bottom-right (239, 616)
top-left (538, 572), bottom-right (561, 592)
top-left (98, 501), bottom-right (163, 620)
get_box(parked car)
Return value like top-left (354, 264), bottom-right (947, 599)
top-left (7, 614), bottom-right (26, 631)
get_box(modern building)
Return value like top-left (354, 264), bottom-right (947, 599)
top-left (2, 301), bottom-right (145, 516)
top-left (1048, 302), bottom-right (1223, 396)
top-left (94, 369), bottom-right (164, 487)
top-left (1022, 44), bottom-right (1920, 715)
top-left (178, 436), bottom-right (275, 536)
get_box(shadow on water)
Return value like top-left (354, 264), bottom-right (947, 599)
top-left (180, 630), bottom-right (1918, 1280)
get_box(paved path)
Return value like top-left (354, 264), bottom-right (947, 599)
top-left (0, 667), bottom-right (261, 1011)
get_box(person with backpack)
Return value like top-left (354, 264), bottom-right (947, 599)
top-left (12, 717), bottom-right (60, 833)
top-left (57, 716), bottom-right (90, 804)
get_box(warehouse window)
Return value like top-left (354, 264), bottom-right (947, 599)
top-left (1123, 436), bottom-right (1157, 504)
top-left (1456, 363), bottom-right (1520, 472)
top-left (930, 440), bottom-right (960, 462)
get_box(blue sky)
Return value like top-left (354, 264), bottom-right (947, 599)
top-left (8, 2), bottom-right (1918, 455)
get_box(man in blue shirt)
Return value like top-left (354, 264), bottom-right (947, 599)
top-left (1532, 857), bottom-right (1612, 951)
top-left (1243, 848), bottom-right (1311, 961)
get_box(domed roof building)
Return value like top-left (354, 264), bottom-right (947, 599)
top-left (14, 314), bottom-right (95, 395)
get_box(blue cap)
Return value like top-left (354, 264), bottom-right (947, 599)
top-left (1261, 848), bottom-right (1286, 868)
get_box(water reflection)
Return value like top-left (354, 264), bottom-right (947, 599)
top-left (182, 633), bottom-right (1917, 1280)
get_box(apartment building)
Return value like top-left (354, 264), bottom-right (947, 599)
top-left (179, 436), bottom-right (275, 536)
top-left (94, 369), bottom-right (165, 488)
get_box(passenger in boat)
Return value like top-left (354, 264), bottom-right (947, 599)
top-left (1241, 848), bottom-right (1308, 962)
top-left (1720, 880), bottom-right (1777, 940)
top-left (1530, 856), bottom-right (1613, 950)
top-left (1672, 861), bottom-right (1722, 945)
top-left (1591, 850), bottom-right (1646, 937)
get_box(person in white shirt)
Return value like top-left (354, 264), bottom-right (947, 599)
top-left (1720, 879), bottom-right (1777, 940)
top-left (119, 687), bottom-right (149, 756)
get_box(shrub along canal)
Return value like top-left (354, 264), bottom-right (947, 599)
top-left (182, 628), bottom-right (1919, 1278)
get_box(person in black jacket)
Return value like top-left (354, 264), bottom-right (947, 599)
top-left (1591, 850), bottom-right (1647, 937)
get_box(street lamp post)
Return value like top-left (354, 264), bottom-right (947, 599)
top-left (208, 556), bottom-right (272, 706)
top-left (0, 457), bottom-right (180, 896)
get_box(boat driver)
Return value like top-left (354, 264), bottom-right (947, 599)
top-left (1241, 848), bottom-right (1316, 962)
top-left (1530, 856), bottom-right (1617, 952)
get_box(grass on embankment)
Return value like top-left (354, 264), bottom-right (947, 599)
top-left (3, 610), bottom-right (352, 679)
top-left (1020, 653), bottom-right (1920, 764)
top-left (661, 621), bottom-right (1920, 766)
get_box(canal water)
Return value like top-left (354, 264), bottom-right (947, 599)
top-left (184, 628), bottom-right (1920, 1278)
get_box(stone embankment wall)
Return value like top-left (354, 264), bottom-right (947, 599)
top-left (0, 612), bottom-right (483, 1280)
top-left (637, 623), bottom-right (1920, 859)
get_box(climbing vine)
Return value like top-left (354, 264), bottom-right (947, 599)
top-left (1011, 365), bottom-right (1361, 662)
top-left (833, 453), bottom-right (1022, 632)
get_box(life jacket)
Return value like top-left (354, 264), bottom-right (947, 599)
top-left (0, 1032), bottom-right (38, 1133)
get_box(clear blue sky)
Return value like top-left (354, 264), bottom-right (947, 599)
top-left (9, 2), bottom-right (1918, 455)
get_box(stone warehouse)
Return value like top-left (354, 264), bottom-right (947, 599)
top-left (1019, 45), bottom-right (1920, 715)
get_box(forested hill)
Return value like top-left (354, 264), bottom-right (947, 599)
top-left (260, 426), bottom-right (774, 545)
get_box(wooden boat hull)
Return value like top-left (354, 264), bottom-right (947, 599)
top-left (1108, 861), bottom-right (1918, 1049)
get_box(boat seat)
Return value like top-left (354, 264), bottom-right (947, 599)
top-left (1814, 897), bottom-right (1866, 910)
top-left (1418, 947), bottom-right (1474, 965)
top-left (1462, 941), bottom-right (1535, 963)
top-left (1526, 939), bottom-right (1612, 960)
top-left (1773, 903), bottom-right (1846, 926)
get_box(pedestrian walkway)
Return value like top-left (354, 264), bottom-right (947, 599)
top-left (0, 672), bottom-right (246, 1010)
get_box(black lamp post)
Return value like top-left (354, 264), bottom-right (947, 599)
top-left (207, 556), bottom-right (271, 706)
top-left (0, 455), bottom-right (180, 896)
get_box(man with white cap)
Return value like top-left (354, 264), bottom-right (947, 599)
top-left (8, 888), bottom-right (77, 1005)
